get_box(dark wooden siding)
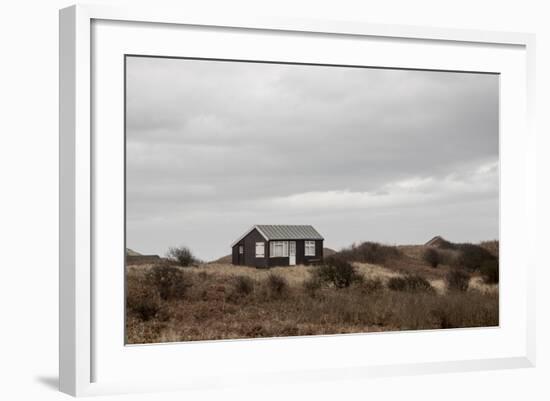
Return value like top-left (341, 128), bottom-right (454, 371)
top-left (245, 229), bottom-right (268, 267)
top-left (267, 256), bottom-right (289, 267)
top-left (264, 240), bottom-right (289, 267)
top-left (267, 239), bottom-right (323, 267)
top-left (232, 228), bottom-right (268, 267)
top-left (317, 240), bottom-right (324, 263)
top-left (232, 233), bottom-right (323, 268)
top-left (295, 239), bottom-right (323, 265)
top-left (231, 243), bottom-right (241, 265)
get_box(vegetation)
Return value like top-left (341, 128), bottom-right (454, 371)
top-left (454, 243), bottom-right (497, 272)
top-left (359, 277), bottom-right (384, 294)
top-left (334, 241), bottom-right (401, 264)
top-left (166, 245), bottom-right (198, 267)
top-left (126, 264), bottom-right (498, 343)
top-left (423, 247), bottom-right (440, 268)
top-left (145, 262), bottom-right (191, 300)
top-left (480, 240), bottom-right (499, 257)
top-left (233, 275), bottom-right (255, 296)
top-left (480, 259), bottom-right (499, 284)
top-left (125, 239), bottom-right (499, 344)
top-left (387, 275), bottom-right (434, 293)
top-left (302, 275), bottom-right (323, 297)
top-left (433, 240), bottom-right (499, 282)
top-left (126, 274), bottom-right (161, 321)
top-left (266, 273), bottom-right (289, 298)
top-left (446, 269), bottom-right (470, 292)
top-left (313, 257), bottom-right (363, 288)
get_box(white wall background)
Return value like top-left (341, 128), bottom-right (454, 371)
top-left (0, 0), bottom-right (547, 400)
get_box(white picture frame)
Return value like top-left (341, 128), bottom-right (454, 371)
top-left (59, 4), bottom-right (536, 397)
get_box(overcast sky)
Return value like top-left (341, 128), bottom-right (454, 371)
top-left (126, 56), bottom-right (499, 261)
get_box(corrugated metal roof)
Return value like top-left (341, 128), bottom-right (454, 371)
top-left (256, 225), bottom-right (324, 240)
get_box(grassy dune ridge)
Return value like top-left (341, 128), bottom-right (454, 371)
top-left (126, 241), bottom-right (498, 344)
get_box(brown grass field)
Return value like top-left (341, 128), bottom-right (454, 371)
top-left (126, 243), bottom-right (499, 344)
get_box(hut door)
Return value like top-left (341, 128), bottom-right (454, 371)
top-left (289, 241), bottom-right (296, 265)
top-left (238, 245), bottom-right (244, 265)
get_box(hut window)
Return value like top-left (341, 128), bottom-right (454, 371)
top-left (239, 245), bottom-right (244, 254)
top-left (270, 241), bottom-right (288, 257)
top-left (255, 242), bottom-right (265, 257)
top-left (305, 241), bottom-right (316, 256)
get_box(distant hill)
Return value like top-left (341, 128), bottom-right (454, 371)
top-left (126, 248), bottom-right (142, 256)
top-left (211, 254), bottom-right (232, 264)
top-left (125, 248), bottom-right (163, 265)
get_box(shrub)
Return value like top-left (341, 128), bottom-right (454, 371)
top-left (128, 295), bottom-right (160, 321)
top-left (455, 243), bottom-right (497, 271)
top-left (233, 275), bottom-right (254, 296)
top-left (145, 263), bottom-right (191, 300)
top-left (360, 277), bottom-right (384, 294)
top-left (266, 273), bottom-right (288, 298)
top-left (166, 246), bottom-right (197, 267)
top-left (480, 259), bottom-right (499, 284)
top-left (303, 275), bottom-right (323, 297)
top-left (437, 249), bottom-right (460, 266)
top-left (126, 275), bottom-right (161, 321)
top-left (197, 271), bottom-right (209, 280)
top-left (335, 241), bottom-right (401, 264)
top-left (387, 275), bottom-right (434, 293)
top-left (423, 247), bottom-right (440, 268)
top-left (480, 240), bottom-right (499, 257)
top-left (446, 269), bottom-right (470, 292)
top-left (314, 257), bottom-right (362, 288)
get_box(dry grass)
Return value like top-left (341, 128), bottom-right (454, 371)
top-left (469, 275), bottom-right (499, 294)
top-left (126, 261), bottom-right (499, 344)
top-left (203, 263), bottom-right (315, 285)
top-left (130, 262), bottom-right (401, 287)
top-left (353, 262), bottom-right (401, 281)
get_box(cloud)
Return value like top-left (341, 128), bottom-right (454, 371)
top-left (267, 160), bottom-right (498, 211)
top-left (125, 56), bottom-right (499, 260)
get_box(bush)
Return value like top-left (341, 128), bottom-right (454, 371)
top-left (480, 240), bottom-right (499, 257)
top-left (145, 263), bottom-right (191, 300)
top-left (166, 246), bottom-right (197, 267)
top-left (423, 247), bottom-right (440, 268)
top-left (266, 274), bottom-right (288, 298)
top-left (387, 275), bottom-right (434, 293)
top-left (480, 259), bottom-right (499, 284)
top-left (437, 249), bottom-right (460, 266)
top-left (126, 275), bottom-right (161, 321)
top-left (446, 269), bottom-right (470, 292)
top-left (303, 275), bottom-right (323, 297)
top-left (233, 275), bottom-right (254, 296)
top-left (360, 277), bottom-right (384, 294)
top-left (130, 297), bottom-right (160, 321)
top-left (335, 241), bottom-right (401, 264)
top-left (455, 243), bottom-right (497, 271)
top-left (314, 257), bottom-right (363, 288)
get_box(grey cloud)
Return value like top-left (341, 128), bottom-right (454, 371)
top-left (126, 56), bottom-right (498, 260)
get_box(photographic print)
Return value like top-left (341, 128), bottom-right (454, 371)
top-left (125, 56), bottom-right (499, 344)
